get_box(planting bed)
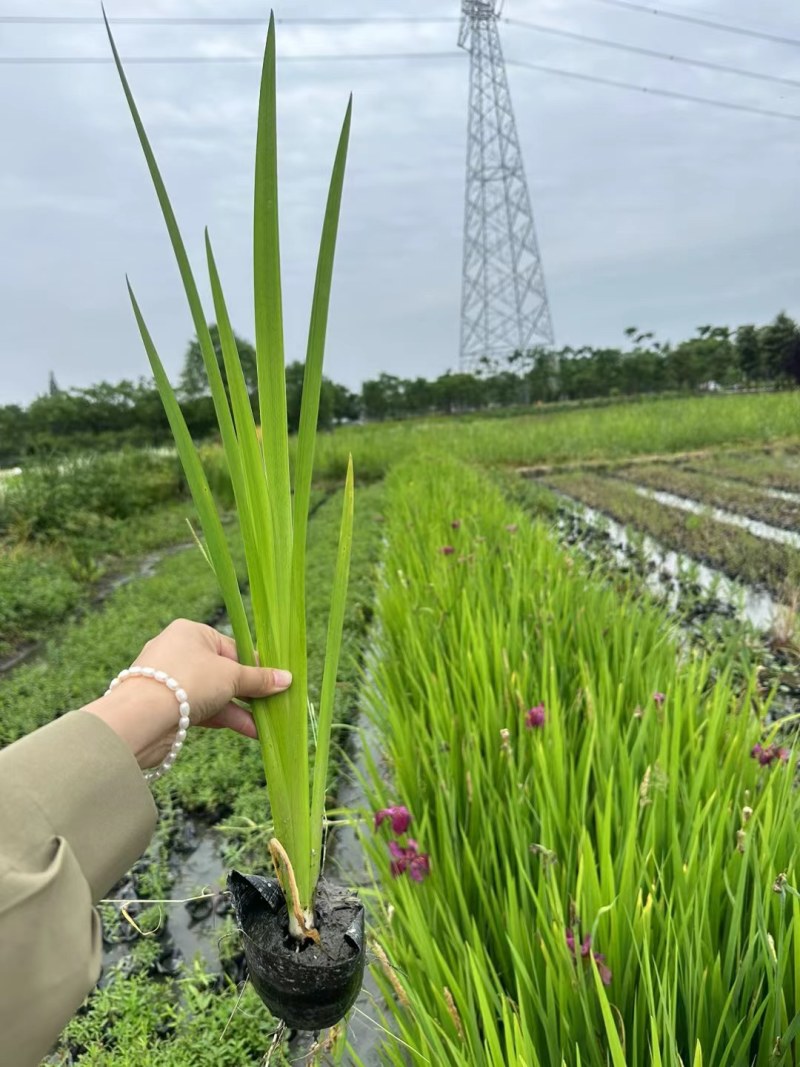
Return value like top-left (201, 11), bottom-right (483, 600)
top-left (361, 457), bottom-right (800, 1066)
top-left (684, 444), bottom-right (800, 493)
top-left (614, 463), bottom-right (800, 532)
top-left (542, 470), bottom-right (800, 597)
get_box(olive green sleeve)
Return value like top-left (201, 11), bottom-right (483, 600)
top-left (0, 710), bottom-right (158, 1067)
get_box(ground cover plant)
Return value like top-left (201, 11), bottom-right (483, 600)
top-left (543, 470), bottom-right (800, 597)
top-left (0, 502), bottom-right (205, 664)
top-left (614, 463), bottom-right (800, 531)
top-left (362, 458), bottom-right (800, 1066)
top-left (0, 445), bottom-right (253, 662)
top-left (0, 449), bottom-right (182, 542)
top-left (0, 524), bottom-right (246, 749)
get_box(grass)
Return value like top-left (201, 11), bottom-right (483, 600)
top-left (685, 446), bottom-right (800, 494)
top-left (360, 457), bottom-right (800, 1066)
top-left (310, 392), bottom-right (800, 482)
top-left (11, 390), bottom-right (800, 1060)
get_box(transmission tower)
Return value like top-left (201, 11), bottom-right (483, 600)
top-left (458, 0), bottom-right (554, 372)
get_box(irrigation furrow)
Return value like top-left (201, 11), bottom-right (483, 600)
top-left (612, 462), bottom-right (800, 532)
top-left (555, 494), bottom-right (777, 632)
top-left (541, 470), bottom-right (800, 599)
top-left (633, 486), bottom-right (800, 548)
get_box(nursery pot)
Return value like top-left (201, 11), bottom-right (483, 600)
top-left (228, 870), bottom-right (365, 1031)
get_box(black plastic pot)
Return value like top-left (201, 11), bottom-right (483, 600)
top-left (227, 870), bottom-right (365, 1031)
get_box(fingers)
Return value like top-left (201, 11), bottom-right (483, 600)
top-left (234, 662), bottom-right (292, 700)
top-left (211, 629), bottom-right (240, 663)
top-left (204, 702), bottom-right (259, 738)
top-left (210, 630), bottom-right (264, 672)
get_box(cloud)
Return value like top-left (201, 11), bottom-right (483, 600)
top-left (2, 0), bottom-right (799, 405)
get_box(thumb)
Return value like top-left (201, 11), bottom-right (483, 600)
top-left (234, 664), bottom-right (292, 700)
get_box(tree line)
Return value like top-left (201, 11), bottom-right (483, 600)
top-left (2, 312), bottom-right (799, 467)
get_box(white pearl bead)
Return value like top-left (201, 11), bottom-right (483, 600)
top-left (106, 666), bottom-right (190, 782)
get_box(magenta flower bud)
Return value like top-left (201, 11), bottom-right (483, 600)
top-left (408, 853), bottom-right (431, 882)
top-left (451, 520), bottom-right (461, 530)
top-left (386, 838), bottom-right (429, 882)
top-left (525, 703), bottom-right (546, 729)
top-left (374, 805), bottom-right (412, 834)
top-left (566, 928), bottom-right (612, 985)
top-left (652, 691), bottom-right (666, 706)
top-left (440, 545), bottom-right (455, 556)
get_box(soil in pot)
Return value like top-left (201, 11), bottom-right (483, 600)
top-left (228, 870), bottom-right (365, 1031)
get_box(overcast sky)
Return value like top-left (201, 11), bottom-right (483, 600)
top-left (1, 0), bottom-right (799, 406)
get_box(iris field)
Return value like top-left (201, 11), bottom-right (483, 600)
top-left (3, 390), bottom-right (800, 1064)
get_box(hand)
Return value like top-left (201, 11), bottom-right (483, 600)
top-left (82, 619), bottom-right (292, 770)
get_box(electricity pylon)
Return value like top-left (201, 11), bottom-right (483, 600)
top-left (458, 0), bottom-right (554, 372)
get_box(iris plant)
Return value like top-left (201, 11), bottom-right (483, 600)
top-left (107, 11), bottom-right (354, 937)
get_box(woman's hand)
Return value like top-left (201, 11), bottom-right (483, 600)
top-left (82, 619), bottom-right (291, 770)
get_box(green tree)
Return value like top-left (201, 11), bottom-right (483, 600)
top-left (361, 374), bottom-right (403, 421)
top-left (329, 382), bottom-right (360, 424)
top-left (179, 324), bottom-right (258, 399)
top-left (432, 372), bottom-right (485, 413)
top-left (402, 378), bottom-right (434, 417)
top-left (760, 312), bottom-right (800, 382)
top-left (736, 325), bottom-right (762, 382)
top-left (0, 405), bottom-right (28, 465)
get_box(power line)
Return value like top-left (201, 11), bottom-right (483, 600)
top-left (0, 51), bottom-right (462, 66)
top-left (0, 14), bottom-right (459, 26)
top-left (506, 56), bottom-right (800, 123)
top-left (584, 0), bottom-right (800, 49)
top-left (1, 39), bottom-right (798, 124)
top-left (6, 4), bottom-right (795, 49)
top-left (506, 17), bottom-right (800, 90)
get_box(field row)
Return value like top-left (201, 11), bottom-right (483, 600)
top-left (361, 458), bottom-right (800, 1066)
top-left (535, 442), bottom-right (800, 601)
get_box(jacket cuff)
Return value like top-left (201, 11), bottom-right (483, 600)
top-left (2, 710), bottom-right (157, 901)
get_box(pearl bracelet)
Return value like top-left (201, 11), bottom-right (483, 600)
top-left (105, 666), bottom-right (191, 782)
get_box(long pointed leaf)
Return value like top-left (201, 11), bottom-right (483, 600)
top-left (309, 456), bottom-right (355, 888)
top-left (103, 10), bottom-right (255, 580)
top-left (254, 12), bottom-right (292, 634)
top-left (127, 281), bottom-right (253, 662)
top-left (205, 230), bottom-right (278, 657)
